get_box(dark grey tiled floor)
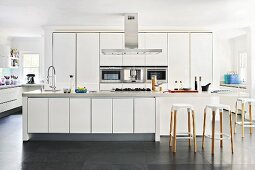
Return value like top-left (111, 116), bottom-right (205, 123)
top-left (1, 113), bottom-right (255, 170)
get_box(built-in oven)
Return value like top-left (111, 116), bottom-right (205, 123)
top-left (100, 67), bottom-right (123, 83)
top-left (146, 67), bottom-right (168, 83)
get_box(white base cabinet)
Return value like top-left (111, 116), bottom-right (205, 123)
top-left (28, 98), bottom-right (48, 133)
top-left (70, 98), bottom-right (91, 133)
top-left (92, 99), bottom-right (112, 133)
top-left (134, 98), bottom-right (156, 133)
top-left (49, 98), bottom-right (69, 133)
top-left (113, 99), bottom-right (133, 133)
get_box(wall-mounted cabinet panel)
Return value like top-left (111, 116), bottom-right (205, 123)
top-left (168, 33), bottom-right (190, 89)
top-left (100, 83), bottom-right (122, 91)
top-left (122, 33), bottom-right (146, 66)
top-left (190, 33), bottom-right (213, 88)
top-left (92, 99), bottom-right (112, 133)
top-left (100, 33), bottom-right (123, 66)
top-left (145, 33), bottom-right (168, 66)
top-left (53, 33), bottom-right (76, 89)
top-left (134, 98), bottom-right (155, 133)
top-left (77, 33), bottom-right (100, 91)
top-left (70, 98), bottom-right (91, 133)
top-left (49, 98), bottom-right (69, 133)
top-left (28, 98), bottom-right (48, 133)
top-left (113, 98), bottom-right (133, 133)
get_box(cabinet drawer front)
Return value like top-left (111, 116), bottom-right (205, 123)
top-left (92, 99), bottom-right (112, 133)
top-left (49, 98), bottom-right (70, 133)
top-left (134, 98), bottom-right (156, 133)
top-left (28, 98), bottom-right (49, 133)
top-left (0, 88), bottom-right (20, 104)
top-left (113, 98), bottom-right (133, 133)
top-left (70, 98), bottom-right (91, 133)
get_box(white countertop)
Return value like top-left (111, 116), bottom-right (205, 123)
top-left (0, 83), bottom-right (43, 90)
top-left (22, 90), bottom-right (248, 98)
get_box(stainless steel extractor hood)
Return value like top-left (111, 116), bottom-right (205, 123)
top-left (101, 13), bottom-right (162, 55)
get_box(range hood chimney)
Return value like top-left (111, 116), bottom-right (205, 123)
top-left (101, 13), bottom-right (162, 55)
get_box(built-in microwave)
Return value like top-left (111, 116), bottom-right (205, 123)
top-left (100, 67), bottom-right (123, 83)
top-left (146, 67), bottom-right (168, 83)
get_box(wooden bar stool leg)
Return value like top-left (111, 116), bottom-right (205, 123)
top-left (234, 101), bottom-right (238, 134)
top-left (169, 111), bottom-right (173, 147)
top-left (241, 103), bottom-right (245, 138)
top-left (249, 103), bottom-right (252, 134)
top-left (220, 111), bottom-right (223, 148)
top-left (192, 110), bottom-right (197, 153)
top-left (188, 110), bottom-right (191, 147)
top-left (173, 111), bottom-right (177, 153)
top-left (211, 111), bottom-right (216, 155)
top-left (202, 109), bottom-right (206, 150)
top-left (229, 110), bottom-right (234, 153)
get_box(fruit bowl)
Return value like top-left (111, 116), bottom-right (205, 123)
top-left (75, 88), bottom-right (87, 93)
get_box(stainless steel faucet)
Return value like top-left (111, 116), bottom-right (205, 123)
top-left (47, 66), bottom-right (56, 91)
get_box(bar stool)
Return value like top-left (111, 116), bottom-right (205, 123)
top-left (234, 98), bottom-right (255, 138)
top-left (169, 104), bottom-right (197, 153)
top-left (202, 104), bottom-right (233, 154)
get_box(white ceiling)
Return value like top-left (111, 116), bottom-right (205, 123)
top-left (0, 0), bottom-right (254, 36)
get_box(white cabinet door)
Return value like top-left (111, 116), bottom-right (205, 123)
top-left (123, 33), bottom-right (146, 66)
top-left (49, 98), bottom-right (69, 133)
top-left (134, 98), bottom-right (155, 133)
top-left (145, 33), bottom-right (168, 66)
top-left (70, 98), bottom-right (91, 133)
top-left (100, 33), bottom-right (123, 66)
top-left (168, 33), bottom-right (190, 89)
top-left (28, 98), bottom-right (48, 133)
top-left (77, 33), bottom-right (99, 91)
top-left (53, 33), bottom-right (76, 89)
top-left (92, 99), bottom-right (112, 133)
top-left (113, 98), bottom-right (133, 133)
top-left (190, 33), bottom-right (213, 87)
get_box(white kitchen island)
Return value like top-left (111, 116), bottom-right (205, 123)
top-left (22, 90), bottom-right (243, 142)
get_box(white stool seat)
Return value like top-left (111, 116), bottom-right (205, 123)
top-left (237, 98), bottom-right (255, 103)
top-left (205, 104), bottom-right (230, 112)
top-left (171, 104), bottom-right (194, 111)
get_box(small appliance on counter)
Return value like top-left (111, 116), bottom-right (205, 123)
top-left (26, 74), bottom-right (35, 84)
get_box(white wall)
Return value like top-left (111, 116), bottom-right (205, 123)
top-left (10, 37), bottom-right (44, 82)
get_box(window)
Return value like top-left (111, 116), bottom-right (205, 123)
top-left (239, 52), bottom-right (247, 83)
top-left (22, 54), bottom-right (40, 82)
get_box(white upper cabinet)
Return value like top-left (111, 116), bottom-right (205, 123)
top-left (100, 33), bottom-right (124, 66)
top-left (77, 33), bottom-right (99, 91)
top-left (49, 98), bottom-right (69, 133)
top-left (168, 33), bottom-right (190, 89)
top-left (113, 98), bottom-right (133, 133)
top-left (92, 99), bottom-right (112, 133)
top-left (122, 33), bottom-right (146, 66)
top-left (190, 33), bottom-right (213, 87)
top-left (53, 33), bottom-right (76, 89)
top-left (145, 33), bottom-right (168, 66)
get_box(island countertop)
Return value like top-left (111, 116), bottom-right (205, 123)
top-left (22, 90), bottom-right (248, 98)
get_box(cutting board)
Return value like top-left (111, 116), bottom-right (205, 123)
top-left (167, 90), bottom-right (198, 93)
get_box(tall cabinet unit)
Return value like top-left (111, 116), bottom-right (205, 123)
top-left (77, 33), bottom-right (100, 91)
top-left (168, 33), bottom-right (190, 88)
top-left (53, 33), bottom-right (76, 89)
top-left (100, 33), bottom-right (124, 66)
top-left (145, 33), bottom-right (168, 66)
top-left (190, 33), bottom-right (213, 87)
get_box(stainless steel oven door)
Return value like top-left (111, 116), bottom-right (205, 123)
top-left (146, 68), bottom-right (168, 83)
top-left (100, 68), bottom-right (123, 83)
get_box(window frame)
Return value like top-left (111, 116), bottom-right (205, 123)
top-left (21, 53), bottom-right (40, 83)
